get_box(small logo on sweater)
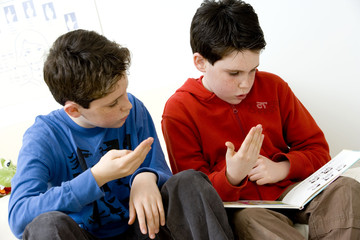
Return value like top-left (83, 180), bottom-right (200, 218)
top-left (256, 102), bottom-right (268, 109)
top-left (244, 101), bottom-right (278, 114)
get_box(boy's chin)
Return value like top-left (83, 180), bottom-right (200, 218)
top-left (111, 121), bottom-right (126, 128)
top-left (220, 95), bottom-right (246, 105)
top-left (225, 99), bottom-right (243, 105)
top-left (101, 120), bottom-right (126, 129)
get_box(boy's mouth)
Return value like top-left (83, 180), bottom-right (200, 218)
top-left (120, 114), bottom-right (129, 122)
top-left (236, 94), bottom-right (247, 100)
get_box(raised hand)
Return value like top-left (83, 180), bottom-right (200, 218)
top-left (91, 137), bottom-right (154, 187)
top-left (225, 124), bottom-right (264, 186)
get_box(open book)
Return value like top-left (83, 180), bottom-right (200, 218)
top-left (223, 149), bottom-right (360, 210)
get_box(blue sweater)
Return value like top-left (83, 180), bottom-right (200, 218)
top-left (8, 93), bottom-right (172, 239)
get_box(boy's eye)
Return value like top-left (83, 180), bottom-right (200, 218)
top-left (229, 72), bottom-right (239, 76)
top-left (109, 100), bottom-right (118, 107)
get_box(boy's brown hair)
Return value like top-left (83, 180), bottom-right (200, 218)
top-left (43, 29), bottom-right (131, 108)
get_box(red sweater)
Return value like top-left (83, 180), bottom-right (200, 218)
top-left (162, 71), bottom-right (330, 201)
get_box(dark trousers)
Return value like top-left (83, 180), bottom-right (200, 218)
top-left (23, 170), bottom-right (234, 240)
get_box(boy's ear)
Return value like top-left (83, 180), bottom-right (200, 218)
top-left (193, 53), bottom-right (207, 73)
top-left (64, 101), bottom-right (82, 118)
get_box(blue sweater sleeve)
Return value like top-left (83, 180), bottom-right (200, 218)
top-left (8, 128), bottom-right (104, 238)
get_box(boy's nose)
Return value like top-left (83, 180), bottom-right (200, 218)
top-left (121, 101), bottom-right (132, 112)
top-left (238, 77), bottom-right (251, 89)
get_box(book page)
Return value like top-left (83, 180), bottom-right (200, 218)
top-left (224, 150), bottom-right (360, 209)
top-left (282, 150), bottom-right (360, 208)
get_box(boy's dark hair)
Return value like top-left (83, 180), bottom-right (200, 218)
top-left (43, 29), bottom-right (131, 108)
top-left (190, 0), bottom-right (266, 65)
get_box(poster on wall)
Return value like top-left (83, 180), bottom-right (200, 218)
top-left (0, 0), bottom-right (102, 127)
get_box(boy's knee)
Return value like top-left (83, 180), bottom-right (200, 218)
top-left (336, 177), bottom-right (360, 205)
top-left (23, 211), bottom-right (93, 240)
top-left (178, 169), bottom-right (207, 180)
top-left (27, 211), bottom-right (67, 227)
top-left (335, 176), bottom-right (358, 185)
top-left (172, 169), bottom-right (211, 188)
top-left (24, 211), bottom-right (76, 237)
top-left (162, 169), bottom-right (214, 198)
top-left (342, 176), bottom-right (360, 188)
top-left (328, 176), bottom-right (360, 198)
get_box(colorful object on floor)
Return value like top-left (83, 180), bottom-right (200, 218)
top-left (0, 158), bottom-right (16, 197)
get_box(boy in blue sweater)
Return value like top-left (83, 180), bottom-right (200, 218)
top-left (8, 29), bottom-right (233, 240)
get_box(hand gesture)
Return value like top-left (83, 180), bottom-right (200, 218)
top-left (225, 124), bottom-right (264, 185)
top-left (128, 172), bottom-right (165, 239)
top-left (248, 155), bottom-right (290, 185)
top-left (91, 137), bottom-right (154, 187)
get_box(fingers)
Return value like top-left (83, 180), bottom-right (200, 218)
top-left (158, 201), bottom-right (166, 227)
top-left (136, 137), bottom-right (154, 151)
top-left (145, 202), bottom-right (160, 239)
top-left (239, 124), bottom-right (264, 157)
top-left (113, 137), bottom-right (154, 178)
top-left (136, 205), bottom-right (148, 236)
top-left (248, 156), bottom-right (271, 185)
top-left (129, 172), bottom-right (164, 239)
top-left (128, 137), bottom-right (154, 162)
top-left (132, 202), bottom-right (163, 239)
top-left (115, 137), bottom-right (153, 160)
top-left (248, 124), bottom-right (263, 151)
top-left (134, 138), bottom-right (153, 162)
top-left (128, 200), bottom-right (136, 225)
top-left (248, 170), bottom-right (261, 182)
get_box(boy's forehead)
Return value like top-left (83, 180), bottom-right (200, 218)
top-left (89, 75), bottom-right (128, 108)
top-left (115, 75), bottom-right (128, 89)
top-left (217, 50), bottom-right (260, 70)
top-left (109, 75), bottom-right (128, 97)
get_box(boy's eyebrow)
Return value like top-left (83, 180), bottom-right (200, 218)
top-left (225, 64), bottom-right (259, 72)
top-left (107, 89), bottom-right (127, 106)
top-left (109, 95), bottom-right (122, 105)
top-left (107, 78), bottom-right (129, 106)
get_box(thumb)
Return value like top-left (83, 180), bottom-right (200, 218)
top-left (225, 141), bottom-right (235, 158)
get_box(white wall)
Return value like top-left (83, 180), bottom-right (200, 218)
top-left (1, 0), bottom-right (359, 162)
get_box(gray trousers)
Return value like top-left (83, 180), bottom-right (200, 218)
top-left (23, 170), bottom-right (234, 240)
top-left (228, 177), bottom-right (360, 240)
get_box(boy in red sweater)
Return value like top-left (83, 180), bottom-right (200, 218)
top-left (162, 0), bottom-right (360, 239)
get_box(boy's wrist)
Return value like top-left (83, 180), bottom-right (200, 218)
top-left (225, 171), bottom-right (246, 186)
top-left (277, 160), bottom-right (290, 181)
top-left (133, 171), bottom-right (157, 184)
top-left (90, 166), bottom-right (107, 187)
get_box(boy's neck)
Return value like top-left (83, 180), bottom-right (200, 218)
top-left (67, 112), bottom-right (95, 128)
